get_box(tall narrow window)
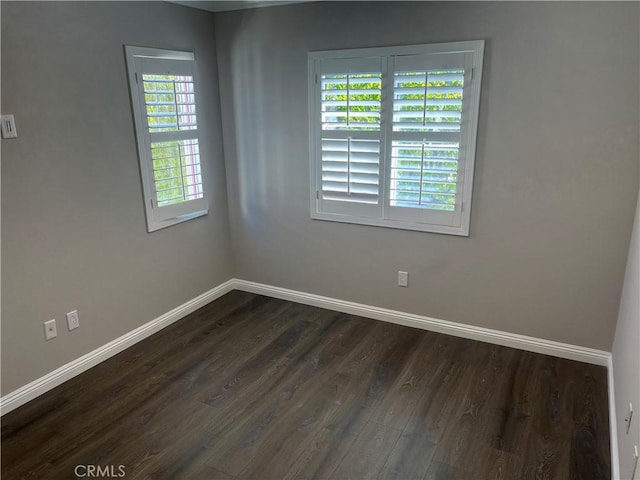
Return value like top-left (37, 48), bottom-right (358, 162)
top-left (125, 46), bottom-right (208, 232)
top-left (309, 41), bottom-right (484, 236)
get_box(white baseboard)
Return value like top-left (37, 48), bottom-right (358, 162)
top-left (231, 279), bottom-right (611, 366)
top-left (0, 279), bottom-right (235, 416)
top-left (0, 277), bottom-right (612, 399)
top-left (0, 277), bottom-right (618, 477)
top-left (608, 355), bottom-right (621, 480)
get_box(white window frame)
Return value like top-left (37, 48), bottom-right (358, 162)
top-left (125, 46), bottom-right (208, 232)
top-left (308, 40), bottom-right (484, 236)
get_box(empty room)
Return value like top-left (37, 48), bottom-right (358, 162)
top-left (1, 1), bottom-right (639, 479)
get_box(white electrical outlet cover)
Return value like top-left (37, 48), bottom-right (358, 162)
top-left (44, 319), bottom-right (57, 340)
top-left (1, 114), bottom-right (17, 139)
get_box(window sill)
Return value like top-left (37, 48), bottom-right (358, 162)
top-left (147, 209), bottom-right (209, 233)
top-left (311, 211), bottom-right (470, 237)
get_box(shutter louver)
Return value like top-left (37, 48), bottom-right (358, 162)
top-left (321, 138), bottom-right (380, 204)
top-left (320, 72), bottom-right (381, 204)
top-left (391, 69), bottom-right (464, 211)
top-left (144, 75), bottom-right (197, 132)
top-left (321, 73), bottom-right (381, 131)
top-left (390, 140), bottom-right (459, 211)
top-left (150, 139), bottom-right (203, 207)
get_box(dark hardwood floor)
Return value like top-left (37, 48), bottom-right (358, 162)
top-left (1, 291), bottom-right (610, 479)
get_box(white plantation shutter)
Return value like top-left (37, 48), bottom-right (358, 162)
top-left (141, 70), bottom-right (203, 208)
top-left (320, 73), bottom-right (381, 132)
top-left (392, 71), bottom-right (463, 133)
top-left (385, 51), bottom-right (472, 229)
top-left (321, 138), bottom-right (380, 204)
top-left (389, 139), bottom-right (460, 210)
top-left (390, 69), bottom-right (463, 213)
top-left (125, 47), bottom-right (208, 232)
top-left (143, 73), bottom-right (198, 133)
top-left (309, 41), bottom-right (483, 235)
top-left (315, 57), bottom-right (383, 218)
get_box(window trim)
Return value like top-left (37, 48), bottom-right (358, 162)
top-left (308, 40), bottom-right (484, 236)
top-left (125, 45), bottom-right (208, 232)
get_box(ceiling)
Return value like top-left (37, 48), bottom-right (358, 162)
top-left (169, 0), bottom-right (314, 13)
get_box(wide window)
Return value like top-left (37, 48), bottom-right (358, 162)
top-left (308, 41), bottom-right (484, 236)
top-left (125, 46), bottom-right (208, 232)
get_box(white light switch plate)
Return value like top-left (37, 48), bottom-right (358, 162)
top-left (1, 114), bottom-right (17, 139)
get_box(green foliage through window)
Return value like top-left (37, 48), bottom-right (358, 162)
top-left (151, 139), bottom-right (203, 206)
top-left (143, 74), bottom-right (197, 133)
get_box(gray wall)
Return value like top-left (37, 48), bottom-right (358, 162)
top-left (612, 192), bottom-right (640, 479)
top-left (1, 2), bottom-right (231, 394)
top-left (215, 1), bottom-right (639, 350)
top-left (2, 1), bottom-right (638, 397)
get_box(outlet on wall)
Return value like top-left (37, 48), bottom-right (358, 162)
top-left (66, 310), bottom-right (80, 331)
top-left (398, 271), bottom-right (409, 287)
top-left (1, 114), bottom-right (17, 139)
top-left (44, 319), bottom-right (57, 341)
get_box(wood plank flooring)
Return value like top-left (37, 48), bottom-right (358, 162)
top-left (1, 291), bottom-right (611, 479)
